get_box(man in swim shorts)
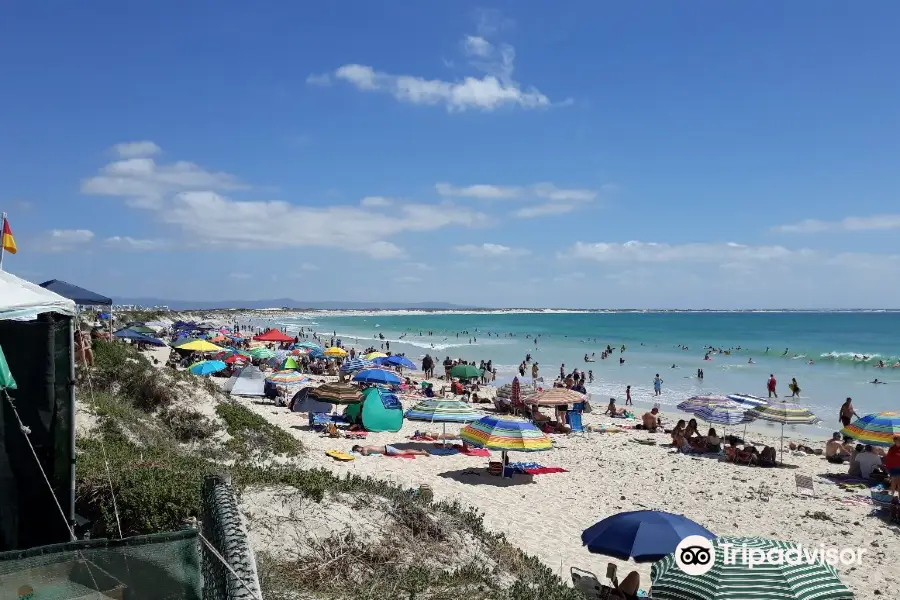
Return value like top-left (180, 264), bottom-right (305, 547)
top-left (352, 444), bottom-right (431, 457)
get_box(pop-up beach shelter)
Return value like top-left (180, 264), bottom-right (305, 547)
top-left (0, 271), bottom-right (77, 550)
top-left (224, 365), bottom-right (265, 397)
top-left (357, 387), bottom-right (404, 433)
top-left (38, 279), bottom-right (112, 306)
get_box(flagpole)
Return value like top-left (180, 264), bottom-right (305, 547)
top-left (0, 212), bottom-right (6, 271)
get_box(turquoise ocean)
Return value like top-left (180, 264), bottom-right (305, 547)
top-left (266, 311), bottom-right (899, 439)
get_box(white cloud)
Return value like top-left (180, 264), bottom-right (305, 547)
top-left (435, 182), bottom-right (521, 199)
top-left (82, 151), bottom-right (247, 208)
top-left (514, 203), bottom-right (577, 218)
top-left (105, 236), bottom-right (165, 251)
top-left (561, 241), bottom-right (804, 264)
top-left (532, 183), bottom-right (597, 202)
top-left (306, 73), bottom-right (332, 86)
top-left (315, 21), bottom-right (555, 113)
top-left (39, 229), bottom-right (95, 253)
top-left (463, 35), bottom-right (493, 58)
top-left (773, 214), bottom-right (900, 233)
top-left (113, 141), bottom-right (161, 158)
top-left (360, 196), bottom-right (393, 207)
top-left (456, 243), bottom-right (530, 258)
top-left (365, 241), bottom-right (406, 259)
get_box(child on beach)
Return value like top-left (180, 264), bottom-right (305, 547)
top-left (625, 385), bottom-right (632, 405)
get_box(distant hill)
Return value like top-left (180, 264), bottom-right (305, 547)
top-left (111, 297), bottom-right (476, 310)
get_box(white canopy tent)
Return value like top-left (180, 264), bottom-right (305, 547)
top-left (224, 365), bottom-right (266, 397)
top-left (0, 270), bottom-right (75, 321)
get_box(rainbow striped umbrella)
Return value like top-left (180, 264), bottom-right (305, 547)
top-left (841, 412), bottom-right (900, 447)
top-left (249, 347), bottom-right (275, 360)
top-left (460, 415), bottom-right (551, 452)
top-left (265, 370), bottom-right (309, 385)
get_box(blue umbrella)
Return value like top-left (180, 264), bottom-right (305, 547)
top-left (188, 360), bottom-right (227, 376)
top-left (113, 328), bottom-right (168, 346)
top-left (384, 355), bottom-right (416, 370)
top-left (581, 510), bottom-right (715, 563)
top-left (340, 358), bottom-right (374, 373)
top-left (353, 368), bottom-right (402, 386)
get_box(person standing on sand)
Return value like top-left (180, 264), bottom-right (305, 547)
top-left (767, 374), bottom-right (778, 398)
top-left (839, 397), bottom-right (859, 427)
top-left (653, 375), bottom-right (662, 396)
top-left (625, 385), bottom-right (632, 405)
top-left (885, 435), bottom-right (900, 497)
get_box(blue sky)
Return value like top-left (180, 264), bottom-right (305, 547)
top-left (2, 2), bottom-right (898, 308)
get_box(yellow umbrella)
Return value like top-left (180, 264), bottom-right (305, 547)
top-left (365, 351), bottom-right (387, 360)
top-left (175, 339), bottom-right (223, 352)
top-left (324, 347), bottom-right (348, 357)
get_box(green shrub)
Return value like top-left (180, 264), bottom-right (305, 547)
top-left (87, 339), bottom-right (178, 411)
top-left (160, 406), bottom-right (220, 442)
top-left (216, 401), bottom-right (303, 458)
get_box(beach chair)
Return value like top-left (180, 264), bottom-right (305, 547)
top-left (567, 410), bottom-right (587, 436)
top-left (571, 566), bottom-right (608, 599)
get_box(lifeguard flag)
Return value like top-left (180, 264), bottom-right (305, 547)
top-left (1, 217), bottom-right (16, 254)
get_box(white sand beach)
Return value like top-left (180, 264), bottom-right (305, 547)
top-left (136, 323), bottom-right (897, 599)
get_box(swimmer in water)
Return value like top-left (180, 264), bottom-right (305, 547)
top-left (748, 358), bottom-right (755, 364)
top-left (782, 348), bottom-right (789, 356)
top-left (871, 379), bottom-right (887, 384)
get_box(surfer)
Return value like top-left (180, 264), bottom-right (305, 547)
top-left (789, 377), bottom-right (801, 397)
top-left (870, 379), bottom-right (887, 385)
top-left (748, 358), bottom-right (755, 364)
top-left (782, 348), bottom-right (789, 356)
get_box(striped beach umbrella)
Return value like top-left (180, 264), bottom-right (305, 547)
top-left (249, 347), bottom-right (276, 360)
top-left (497, 380), bottom-right (536, 401)
top-left (406, 399), bottom-right (481, 423)
top-left (294, 341), bottom-right (322, 351)
top-left (677, 395), bottom-right (732, 414)
top-left (727, 393), bottom-right (769, 408)
top-left (530, 387), bottom-right (584, 407)
top-left (749, 402), bottom-right (820, 462)
top-left (650, 536), bottom-right (853, 600)
top-left (460, 415), bottom-right (551, 452)
top-left (265, 370), bottom-right (309, 385)
top-left (841, 412), bottom-right (900, 447)
top-left (309, 382), bottom-right (362, 405)
top-left (693, 402), bottom-right (758, 426)
top-left (340, 358), bottom-right (374, 373)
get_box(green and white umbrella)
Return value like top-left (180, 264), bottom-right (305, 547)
top-left (651, 536), bottom-right (853, 600)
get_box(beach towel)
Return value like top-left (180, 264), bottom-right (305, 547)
top-left (524, 467), bottom-right (568, 475)
top-left (822, 473), bottom-right (882, 489)
top-left (837, 497), bottom-right (873, 506)
top-left (428, 447), bottom-right (460, 456)
top-left (385, 453), bottom-right (417, 459)
top-left (458, 447), bottom-right (490, 457)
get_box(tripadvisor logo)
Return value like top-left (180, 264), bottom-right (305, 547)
top-left (674, 536), bottom-right (867, 576)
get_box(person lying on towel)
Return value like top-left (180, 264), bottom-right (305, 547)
top-left (352, 444), bottom-right (431, 457)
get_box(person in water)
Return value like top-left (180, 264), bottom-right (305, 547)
top-left (789, 377), bottom-right (801, 397)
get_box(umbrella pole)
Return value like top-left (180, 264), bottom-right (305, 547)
top-left (780, 422), bottom-right (785, 465)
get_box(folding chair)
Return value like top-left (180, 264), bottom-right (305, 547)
top-left (567, 410), bottom-right (587, 436)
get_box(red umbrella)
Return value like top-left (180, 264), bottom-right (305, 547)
top-left (253, 328), bottom-right (295, 343)
top-left (223, 354), bottom-right (247, 364)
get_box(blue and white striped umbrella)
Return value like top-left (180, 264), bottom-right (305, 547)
top-left (726, 393), bottom-right (768, 408)
top-left (694, 402), bottom-right (758, 426)
top-left (340, 357), bottom-right (374, 373)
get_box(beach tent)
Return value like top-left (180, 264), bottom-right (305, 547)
top-left (289, 387), bottom-right (333, 414)
top-left (0, 271), bottom-right (77, 551)
top-left (38, 279), bottom-right (112, 306)
top-left (253, 328), bottom-right (294, 343)
top-left (356, 386), bottom-right (403, 433)
top-left (112, 328), bottom-right (167, 346)
top-left (224, 365), bottom-right (265, 397)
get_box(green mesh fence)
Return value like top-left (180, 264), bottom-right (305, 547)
top-left (0, 529), bottom-right (202, 599)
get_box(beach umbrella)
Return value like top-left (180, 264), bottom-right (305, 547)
top-left (324, 346), bottom-right (347, 358)
top-left (461, 415), bottom-right (551, 452)
top-left (450, 364), bottom-right (483, 380)
top-left (581, 510), bottom-right (715, 563)
top-left (530, 387), bottom-right (584, 407)
top-left (383, 355), bottom-right (416, 370)
top-left (353, 368), bottom-right (401, 386)
top-left (249, 347), bottom-right (276, 360)
top-left (127, 325), bottom-right (156, 335)
top-left (174, 339), bottom-right (223, 353)
top-left (365, 351), bottom-right (388, 360)
top-left (308, 348), bottom-right (325, 359)
top-left (693, 402), bottom-right (757, 426)
top-left (749, 401), bottom-right (820, 462)
top-left (113, 329), bottom-right (168, 346)
top-left (340, 358), bottom-right (374, 373)
top-left (294, 341), bottom-right (323, 351)
top-left (726, 393), bottom-right (769, 408)
top-left (841, 412), bottom-right (900, 447)
top-left (406, 399), bottom-right (482, 444)
top-left (309, 382), bottom-right (362, 405)
top-left (497, 380), bottom-right (536, 401)
top-left (650, 536), bottom-right (853, 600)
top-left (188, 360), bottom-right (227, 376)
top-left (676, 395), bottom-right (732, 413)
top-left (265, 370), bottom-right (309, 385)
top-left (223, 354), bottom-right (247, 365)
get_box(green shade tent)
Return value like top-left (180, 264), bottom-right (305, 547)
top-left (354, 387), bottom-right (404, 433)
top-left (0, 345), bottom-right (16, 390)
top-left (450, 364), bottom-right (483, 380)
top-left (281, 356), bottom-right (300, 370)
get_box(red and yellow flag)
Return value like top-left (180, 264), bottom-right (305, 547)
top-left (1, 217), bottom-right (17, 254)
